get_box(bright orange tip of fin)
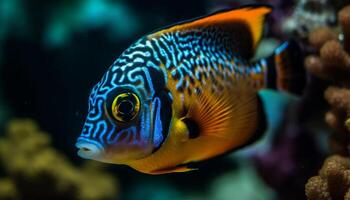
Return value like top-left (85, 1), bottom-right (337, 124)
top-left (151, 6), bottom-right (272, 50)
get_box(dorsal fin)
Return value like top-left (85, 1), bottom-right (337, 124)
top-left (148, 5), bottom-right (272, 58)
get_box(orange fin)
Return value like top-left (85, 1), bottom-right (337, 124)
top-left (186, 82), bottom-right (261, 142)
top-left (150, 165), bottom-right (197, 174)
top-left (149, 5), bottom-right (272, 57)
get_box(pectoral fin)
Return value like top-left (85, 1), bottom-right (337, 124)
top-left (186, 82), bottom-right (261, 145)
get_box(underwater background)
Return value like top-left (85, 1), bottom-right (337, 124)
top-left (1, 0), bottom-right (350, 199)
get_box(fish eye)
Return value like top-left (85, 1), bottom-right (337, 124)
top-left (111, 92), bottom-right (140, 122)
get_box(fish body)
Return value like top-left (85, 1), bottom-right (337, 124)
top-left (76, 5), bottom-right (302, 174)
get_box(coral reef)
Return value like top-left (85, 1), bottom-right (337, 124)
top-left (282, 0), bottom-right (336, 38)
top-left (305, 155), bottom-right (350, 200)
top-left (0, 179), bottom-right (17, 200)
top-left (0, 119), bottom-right (118, 200)
top-left (305, 5), bottom-right (350, 200)
top-left (305, 5), bottom-right (350, 155)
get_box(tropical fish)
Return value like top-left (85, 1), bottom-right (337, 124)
top-left (75, 5), bottom-right (303, 174)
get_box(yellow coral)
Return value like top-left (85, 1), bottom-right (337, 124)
top-left (346, 118), bottom-right (350, 132)
top-left (0, 179), bottom-right (18, 200)
top-left (0, 119), bottom-right (119, 200)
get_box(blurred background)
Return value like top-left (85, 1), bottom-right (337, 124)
top-left (0, 0), bottom-right (349, 199)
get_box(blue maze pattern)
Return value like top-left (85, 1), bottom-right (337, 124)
top-left (78, 25), bottom-right (267, 149)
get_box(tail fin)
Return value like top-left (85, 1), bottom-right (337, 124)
top-left (265, 40), bottom-right (306, 95)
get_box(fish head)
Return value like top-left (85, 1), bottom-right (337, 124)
top-left (76, 44), bottom-right (172, 164)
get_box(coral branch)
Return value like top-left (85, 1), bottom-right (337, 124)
top-left (305, 5), bottom-right (350, 150)
top-left (306, 155), bottom-right (350, 200)
top-left (325, 87), bottom-right (350, 114)
top-left (308, 27), bottom-right (337, 50)
top-left (320, 40), bottom-right (349, 70)
top-left (305, 5), bottom-right (350, 200)
top-left (0, 119), bottom-right (119, 200)
top-left (339, 6), bottom-right (350, 52)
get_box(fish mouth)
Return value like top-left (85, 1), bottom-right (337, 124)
top-left (76, 138), bottom-right (105, 160)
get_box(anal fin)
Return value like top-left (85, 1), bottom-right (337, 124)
top-left (150, 164), bottom-right (197, 174)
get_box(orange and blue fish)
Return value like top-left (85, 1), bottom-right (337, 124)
top-left (75, 5), bottom-right (303, 174)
